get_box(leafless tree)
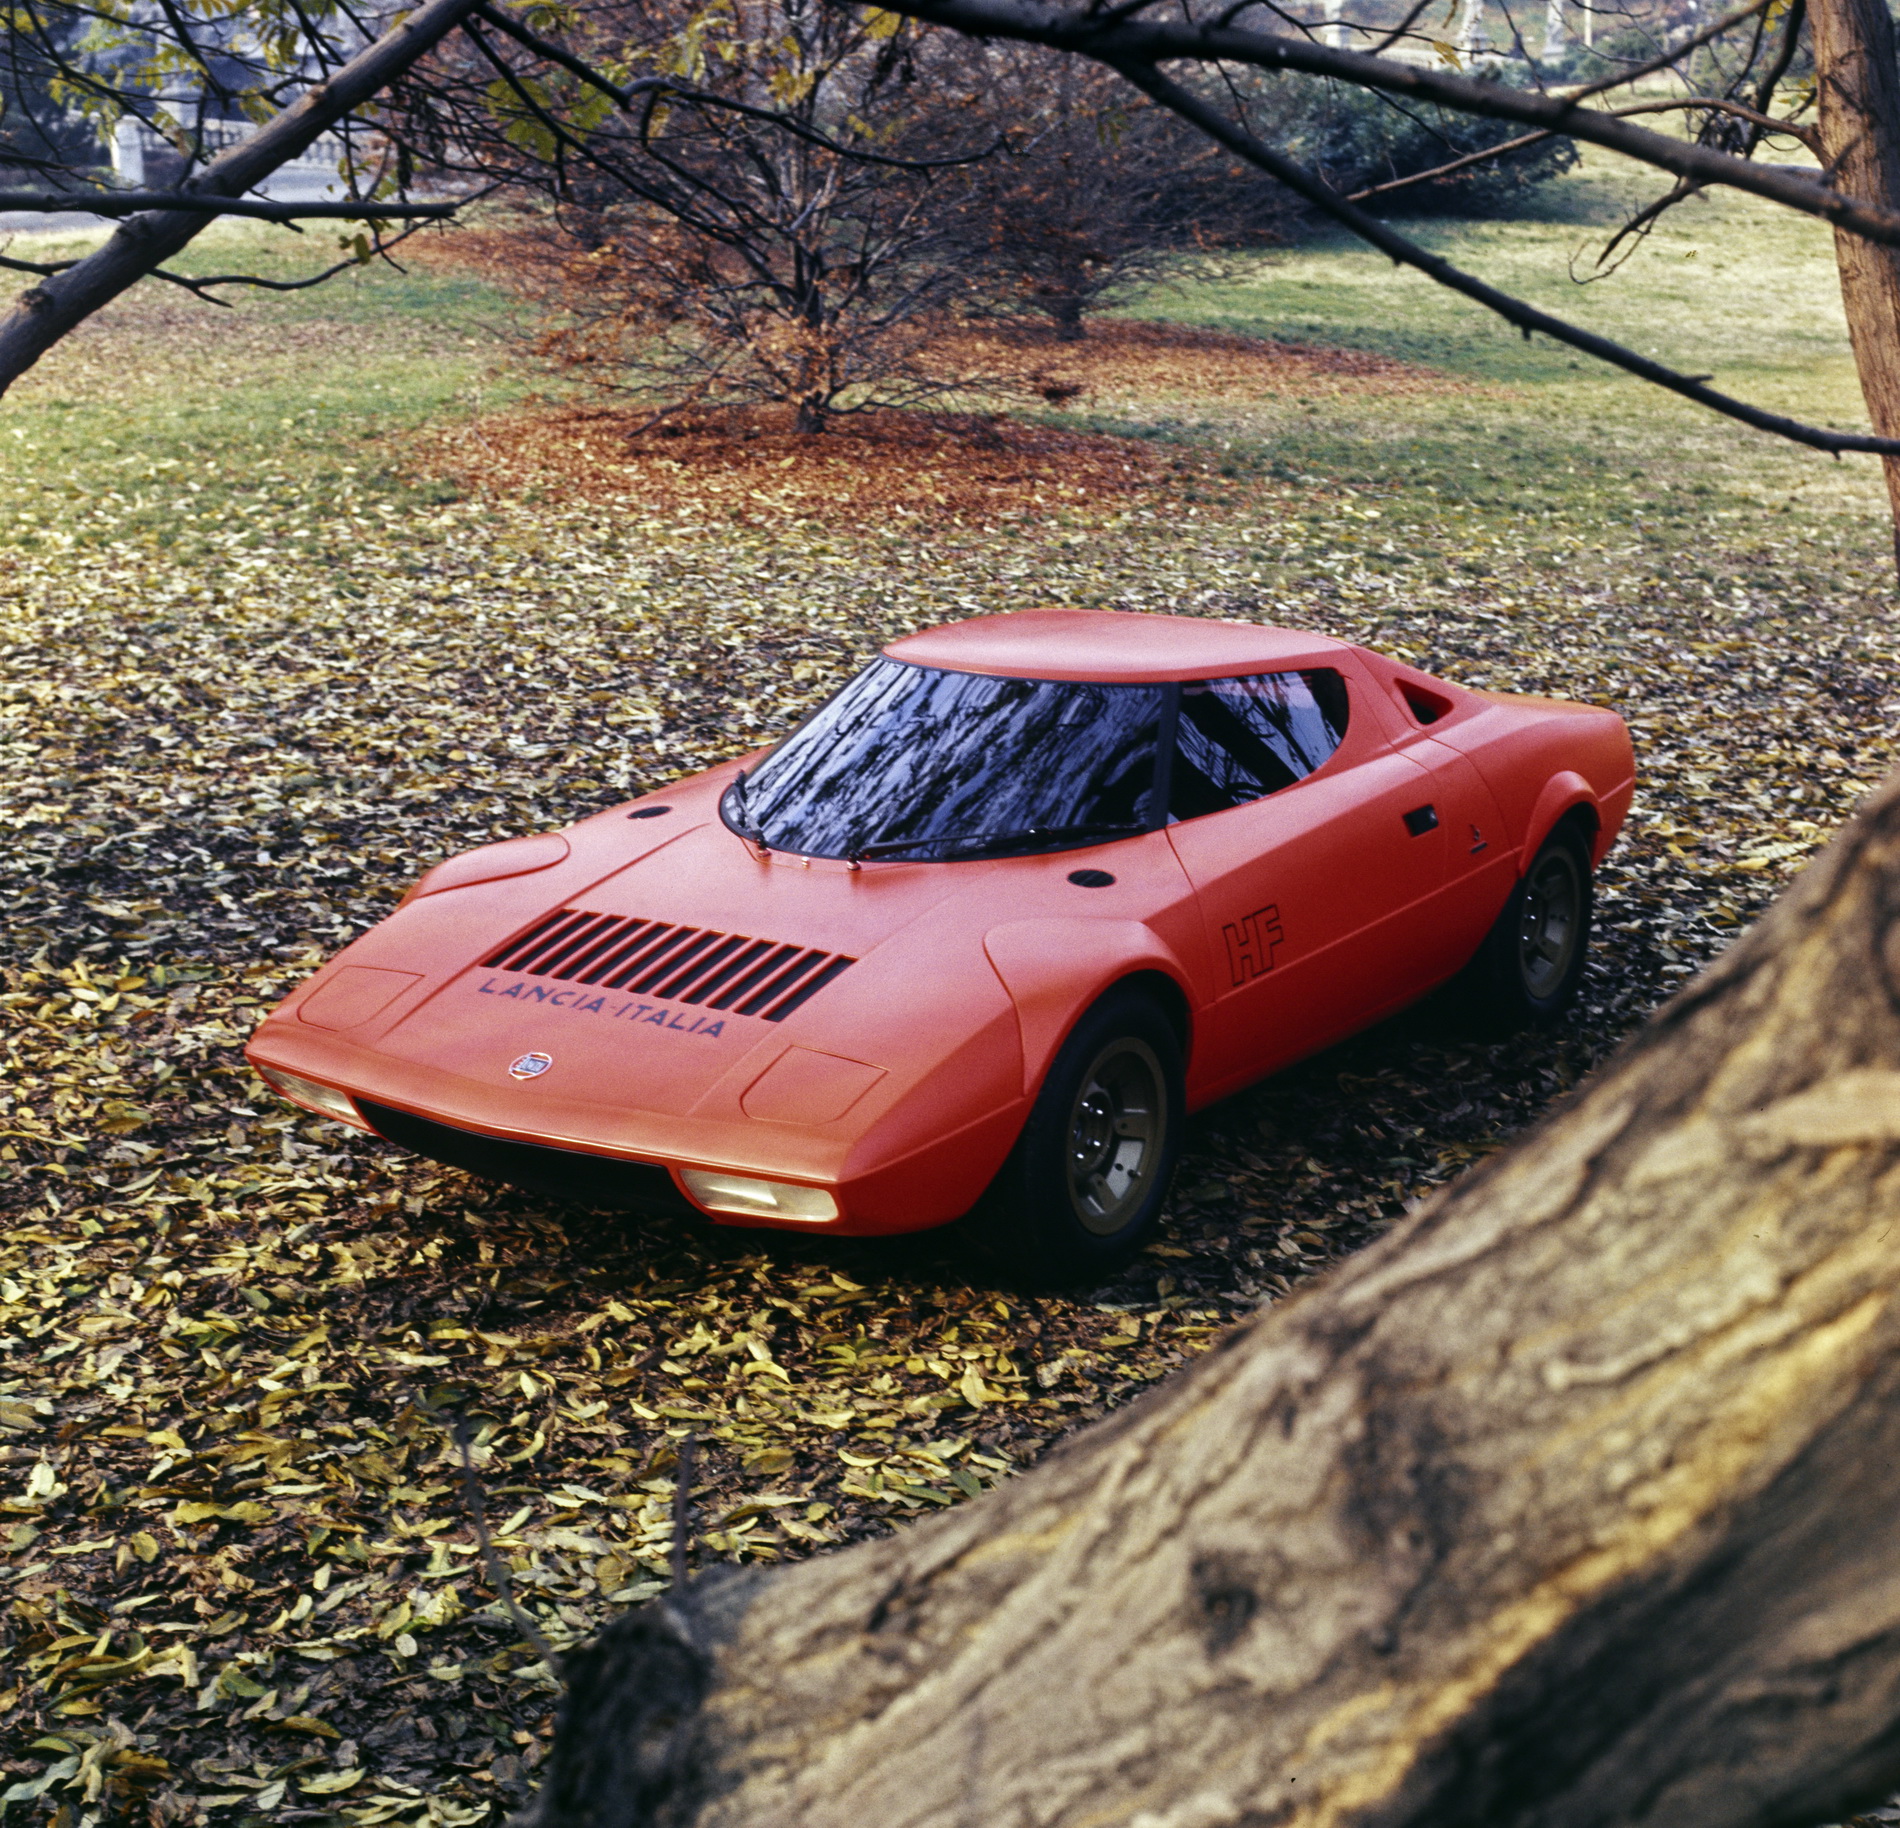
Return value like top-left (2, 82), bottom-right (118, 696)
top-left (943, 49), bottom-right (1282, 341)
top-left (386, 0), bottom-right (998, 432)
top-left (6, 0), bottom-right (1900, 512)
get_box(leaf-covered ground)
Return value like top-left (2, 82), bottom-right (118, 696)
top-left (4, 208), bottom-right (1900, 1827)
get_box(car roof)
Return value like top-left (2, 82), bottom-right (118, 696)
top-left (882, 609), bottom-right (1353, 683)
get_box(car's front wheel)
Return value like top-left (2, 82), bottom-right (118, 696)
top-left (1464, 820), bottom-right (1594, 1029)
top-left (969, 985), bottom-right (1185, 1287)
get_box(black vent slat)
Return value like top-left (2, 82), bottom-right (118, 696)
top-left (551, 916), bottom-right (645, 981)
top-left (481, 910), bottom-right (855, 1021)
top-left (656, 933), bottom-right (750, 1001)
top-left (512, 910), bottom-right (601, 974)
top-left (572, 919), bottom-right (657, 986)
top-left (488, 910), bottom-right (587, 973)
top-left (735, 948), bottom-right (829, 1018)
top-left (483, 909), bottom-right (572, 971)
top-left (706, 942), bottom-right (802, 1011)
top-left (554, 912), bottom-right (653, 980)
top-left (762, 953), bottom-right (859, 1022)
top-left (681, 938), bottom-right (773, 1006)
top-left (625, 928), bottom-right (709, 993)
top-left (643, 931), bottom-right (727, 997)
top-left (599, 924), bottom-right (682, 990)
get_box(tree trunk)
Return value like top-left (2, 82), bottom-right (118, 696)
top-left (533, 764), bottom-right (1900, 1828)
top-left (1811, 0), bottom-right (1900, 574)
top-left (0, 0), bottom-right (483, 397)
top-left (1050, 294), bottom-right (1087, 341)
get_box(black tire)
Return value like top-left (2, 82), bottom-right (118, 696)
top-left (1464, 820), bottom-right (1594, 1030)
top-left (967, 985), bottom-right (1185, 1288)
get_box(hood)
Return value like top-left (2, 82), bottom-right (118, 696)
top-left (322, 807), bottom-right (970, 1123)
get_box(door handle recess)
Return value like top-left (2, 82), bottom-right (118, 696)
top-left (1403, 804), bottom-right (1439, 837)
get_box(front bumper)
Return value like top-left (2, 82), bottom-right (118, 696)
top-left (247, 1033), bottom-right (1027, 1236)
top-left (356, 1100), bottom-right (698, 1215)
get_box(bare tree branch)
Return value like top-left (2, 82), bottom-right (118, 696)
top-left (0, 190), bottom-right (460, 220)
top-left (877, 0), bottom-right (1900, 249)
top-left (1610, 95), bottom-right (1819, 152)
top-left (0, 0), bottom-right (488, 396)
top-left (1347, 129), bottom-right (1555, 201)
top-left (149, 217), bottom-right (441, 296)
top-left (1109, 57), bottom-right (1900, 457)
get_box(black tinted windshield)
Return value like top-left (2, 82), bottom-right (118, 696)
top-left (730, 659), bottom-right (1164, 861)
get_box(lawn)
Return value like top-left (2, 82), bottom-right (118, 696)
top-left (0, 167), bottom-right (1895, 1826)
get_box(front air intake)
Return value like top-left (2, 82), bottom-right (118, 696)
top-left (480, 911), bottom-right (856, 1022)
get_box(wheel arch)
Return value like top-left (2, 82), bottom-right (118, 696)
top-left (1519, 772), bottom-right (1601, 874)
top-left (983, 920), bottom-right (1197, 1098)
top-left (1113, 967), bottom-right (1193, 1067)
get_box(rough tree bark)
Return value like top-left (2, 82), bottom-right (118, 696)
top-left (0, 0), bottom-right (483, 398)
top-left (1811, 0), bottom-right (1900, 574)
top-left (533, 766), bottom-right (1900, 1828)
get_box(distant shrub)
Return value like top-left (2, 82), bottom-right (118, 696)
top-left (1266, 72), bottom-right (1580, 214)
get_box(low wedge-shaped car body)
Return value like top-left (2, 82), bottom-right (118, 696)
top-left (247, 609), bottom-right (1633, 1281)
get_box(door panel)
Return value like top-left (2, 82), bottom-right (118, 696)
top-left (1168, 746), bottom-right (1443, 1101)
top-left (1398, 735), bottom-right (1518, 982)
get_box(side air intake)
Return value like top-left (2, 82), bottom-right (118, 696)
top-left (480, 912), bottom-right (856, 1023)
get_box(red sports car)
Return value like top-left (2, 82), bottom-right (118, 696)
top-left (247, 610), bottom-right (1633, 1281)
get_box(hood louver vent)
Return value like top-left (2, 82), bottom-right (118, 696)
top-left (481, 911), bottom-right (856, 1023)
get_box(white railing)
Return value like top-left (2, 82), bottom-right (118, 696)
top-left (108, 116), bottom-right (348, 186)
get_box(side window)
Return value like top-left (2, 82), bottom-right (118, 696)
top-left (1169, 669), bottom-right (1350, 821)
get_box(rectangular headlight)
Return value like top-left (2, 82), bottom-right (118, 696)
top-left (679, 1169), bottom-right (838, 1222)
top-left (256, 1066), bottom-right (369, 1130)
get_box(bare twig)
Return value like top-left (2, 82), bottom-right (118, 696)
top-left (0, 190), bottom-right (459, 221)
top-left (878, 0), bottom-right (1900, 249)
top-left (1584, 175), bottom-right (1702, 278)
top-left (0, 251), bottom-right (78, 279)
top-left (453, 1415), bottom-right (561, 1672)
top-left (1609, 95), bottom-right (1820, 151)
top-left (1347, 129), bottom-right (1553, 201)
top-left (147, 218), bottom-right (443, 297)
top-left (1109, 56), bottom-right (1900, 458)
top-left (1364, 0), bottom-right (1444, 54)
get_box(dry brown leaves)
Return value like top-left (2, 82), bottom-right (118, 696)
top-left (943, 316), bottom-right (1461, 408)
top-left (4, 257), bottom-right (1898, 1828)
top-left (404, 224), bottom-right (1456, 524)
top-left (403, 401), bottom-right (1188, 524)
top-left (399, 323), bottom-right (1450, 525)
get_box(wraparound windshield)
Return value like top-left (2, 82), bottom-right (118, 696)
top-left (728, 659), bottom-right (1164, 861)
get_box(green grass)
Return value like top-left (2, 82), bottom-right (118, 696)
top-left (0, 219), bottom-right (522, 556)
top-left (0, 154), bottom-right (1889, 581)
top-left (1104, 149), bottom-right (1889, 567)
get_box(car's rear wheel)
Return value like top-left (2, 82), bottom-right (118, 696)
top-left (1465, 820), bottom-right (1594, 1028)
top-left (968, 985), bottom-right (1184, 1287)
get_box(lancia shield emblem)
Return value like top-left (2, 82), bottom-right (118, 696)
top-left (508, 1052), bottom-right (554, 1080)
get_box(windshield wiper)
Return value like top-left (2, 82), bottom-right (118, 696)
top-left (725, 770), bottom-right (770, 851)
top-left (850, 819), bottom-right (1142, 861)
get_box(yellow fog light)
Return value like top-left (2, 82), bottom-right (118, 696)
top-left (256, 1066), bottom-right (368, 1130)
top-left (679, 1169), bottom-right (838, 1222)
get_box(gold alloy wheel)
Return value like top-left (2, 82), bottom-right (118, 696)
top-left (1518, 844), bottom-right (1584, 1002)
top-left (1064, 1036), bottom-right (1168, 1237)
